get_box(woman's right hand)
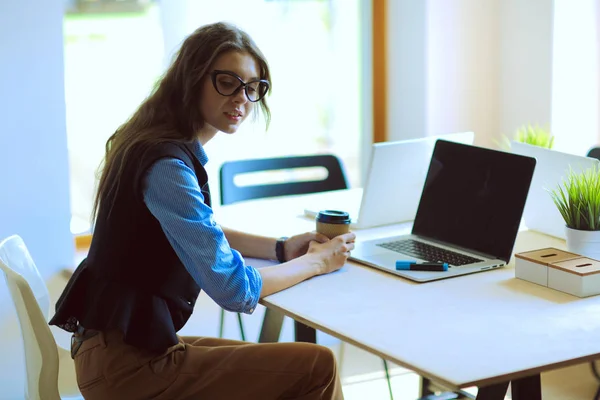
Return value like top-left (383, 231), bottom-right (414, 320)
top-left (307, 232), bottom-right (356, 275)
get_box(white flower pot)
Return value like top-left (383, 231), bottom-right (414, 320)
top-left (565, 227), bottom-right (600, 260)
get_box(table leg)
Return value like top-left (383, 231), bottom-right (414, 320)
top-left (295, 320), bottom-right (317, 343)
top-left (420, 377), bottom-right (434, 397)
top-left (475, 381), bottom-right (509, 400)
top-left (510, 374), bottom-right (541, 400)
top-left (258, 308), bottom-right (284, 343)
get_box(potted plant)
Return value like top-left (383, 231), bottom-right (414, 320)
top-left (550, 166), bottom-right (600, 260)
top-left (498, 123), bottom-right (555, 150)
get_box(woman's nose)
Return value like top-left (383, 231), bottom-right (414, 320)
top-left (232, 87), bottom-right (249, 104)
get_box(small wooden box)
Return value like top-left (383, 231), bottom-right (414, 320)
top-left (515, 248), bottom-right (581, 286)
top-left (548, 258), bottom-right (600, 297)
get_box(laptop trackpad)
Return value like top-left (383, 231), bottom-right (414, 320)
top-left (351, 251), bottom-right (414, 271)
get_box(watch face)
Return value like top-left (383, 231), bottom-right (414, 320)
top-left (276, 237), bottom-right (288, 263)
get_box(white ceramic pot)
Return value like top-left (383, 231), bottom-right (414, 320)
top-left (565, 227), bottom-right (600, 260)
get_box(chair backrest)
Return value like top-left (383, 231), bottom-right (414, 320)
top-left (587, 146), bottom-right (600, 160)
top-left (219, 154), bottom-right (349, 205)
top-left (0, 235), bottom-right (60, 400)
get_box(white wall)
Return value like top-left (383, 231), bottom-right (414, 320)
top-left (552, 0), bottom-right (599, 155)
top-left (387, 0), bottom-right (554, 148)
top-left (0, 1), bottom-right (73, 278)
top-left (499, 0), bottom-right (553, 144)
top-left (427, 0), bottom-right (502, 147)
top-left (359, 0), bottom-right (373, 185)
top-left (387, 0), bottom-right (427, 141)
top-left (0, 0), bottom-right (73, 397)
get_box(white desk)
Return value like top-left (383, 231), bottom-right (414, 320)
top-left (217, 193), bottom-right (600, 400)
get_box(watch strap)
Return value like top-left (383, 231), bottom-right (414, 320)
top-left (276, 237), bottom-right (289, 263)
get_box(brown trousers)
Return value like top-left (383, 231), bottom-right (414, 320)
top-left (73, 330), bottom-right (344, 400)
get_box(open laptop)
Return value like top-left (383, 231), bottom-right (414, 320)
top-left (510, 142), bottom-right (600, 239)
top-left (350, 139), bottom-right (536, 282)
top-left (303, 132), bottom-right (475, 229)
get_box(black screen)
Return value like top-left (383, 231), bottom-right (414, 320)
top-left (412, 140), bottom-right (536, 263)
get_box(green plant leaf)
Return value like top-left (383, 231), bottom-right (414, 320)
top-left (549, 165), bottom-right (600, 230)
top-left (513, 123), bottom-right (554, 149)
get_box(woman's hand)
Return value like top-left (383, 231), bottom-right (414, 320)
top-left (258, 231), bottom-right (356, 298)
top-left (283, 232), bottom-right (330, 261)
top-left (307, 232), bottom-right (356, 275)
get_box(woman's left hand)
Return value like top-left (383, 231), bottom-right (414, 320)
top-left (284, 232), bottom-right (330, 261)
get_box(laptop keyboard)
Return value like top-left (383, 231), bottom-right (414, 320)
top-left (376, 239), bottom-right (483, 266)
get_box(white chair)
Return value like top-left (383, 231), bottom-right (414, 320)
top-left (0, 235), bottom-right (82, 400)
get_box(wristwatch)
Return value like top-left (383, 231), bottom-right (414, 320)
top-left (276, 237), bottom-right (288, 263)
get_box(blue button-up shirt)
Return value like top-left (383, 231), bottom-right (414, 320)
top-left (143, 141), bottom-right (262, 314)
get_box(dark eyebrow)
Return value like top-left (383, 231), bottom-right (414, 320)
top-left (215, 69), bottom-right (261, 82)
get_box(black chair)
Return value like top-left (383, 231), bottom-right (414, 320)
top-left (217, 154), bottom-right (349, 342)
top-left (587, 146), bottom-right (600, 160)
top-left (219, 154), bottom-right (349, 206)
top-left (218, 154), bottom-right (395, 400)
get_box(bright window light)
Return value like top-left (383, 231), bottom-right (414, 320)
top-left (551, 0), bottom-right (599, 156)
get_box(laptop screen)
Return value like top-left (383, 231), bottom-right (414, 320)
top-left (411, 140), bottom-right (536, 263)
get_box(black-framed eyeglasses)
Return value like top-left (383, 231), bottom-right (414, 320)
top-left (210, 70), bottom-right (270, 102)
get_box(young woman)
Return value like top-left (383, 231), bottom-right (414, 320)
top-left (50, 22), bottom-right (354, 400)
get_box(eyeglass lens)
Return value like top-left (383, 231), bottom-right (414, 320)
top-left (213, 72), bottom-right (269, 102)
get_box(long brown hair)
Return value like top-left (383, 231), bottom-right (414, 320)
top-left (92, 22), bottom-right (271, 221)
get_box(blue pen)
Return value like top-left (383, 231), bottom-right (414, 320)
top-left (396, 260), bottom-right (448, 272)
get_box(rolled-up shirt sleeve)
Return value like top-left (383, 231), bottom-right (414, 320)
top-left (143, 157), bottom-right (262, 314)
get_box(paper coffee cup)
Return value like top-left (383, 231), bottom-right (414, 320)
top-left (316, 210), bottom-right (351, 239)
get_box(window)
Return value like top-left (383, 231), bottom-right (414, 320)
top-left (64, 0), bottom-right (365, 233)
top-left (551, 0), bottom-right (599, 155)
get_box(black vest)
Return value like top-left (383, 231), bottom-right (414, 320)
top-left (50, 141), bottom-right (210, 352)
